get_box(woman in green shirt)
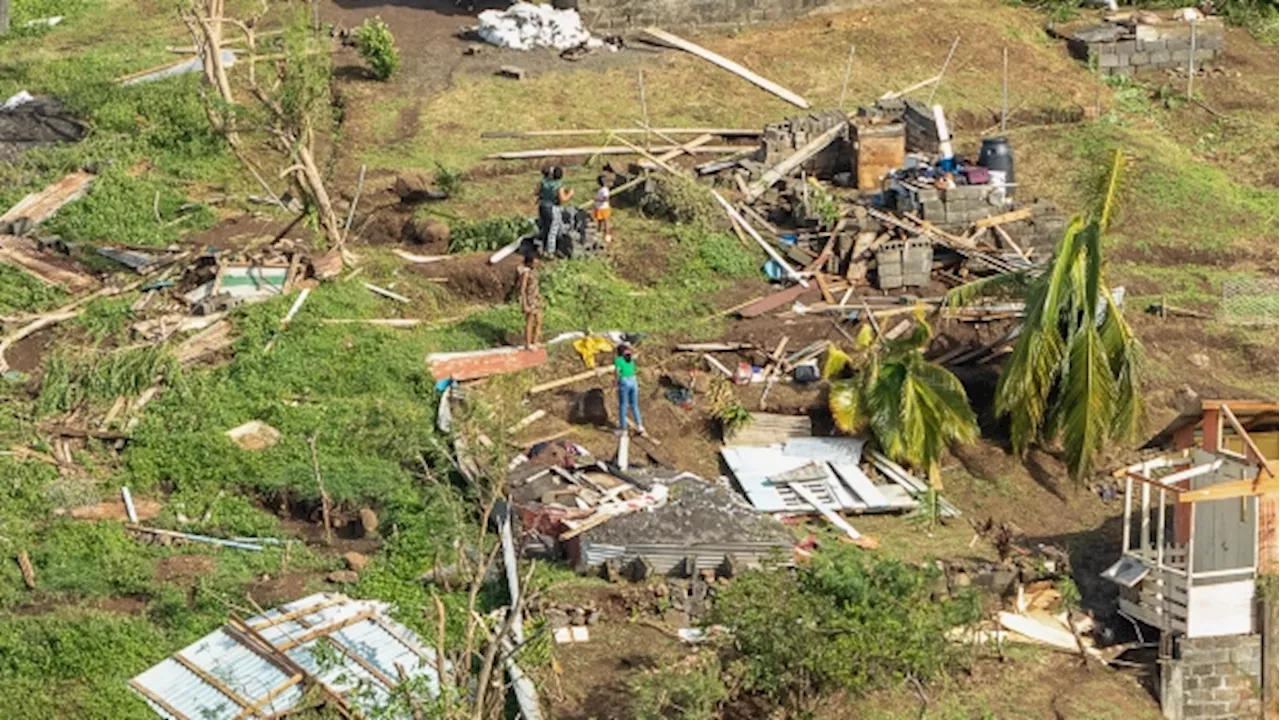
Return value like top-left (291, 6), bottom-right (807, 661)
top-left (614, 343), bottom-right (645, 435)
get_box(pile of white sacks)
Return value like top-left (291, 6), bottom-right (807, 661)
top-left (476, 2), bottom-right (603, 51)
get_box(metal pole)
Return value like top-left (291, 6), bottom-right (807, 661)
top-left (1187, 18), bottom-right (1197, 100)
top-left (838, 44), bottom-right (856, 111)
top-left (926, 36), bottom-right (961, 106)
top-left (1001, 47), bottom-right (1009, 133)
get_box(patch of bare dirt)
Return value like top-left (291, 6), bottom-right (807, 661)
top-left (419, 251), bottom-right (520, 304)
top-left (155, 555), bottom-right (216, 584)
top-left (247, 571), bottom-right (314, 607)
top-left (185, 215), bottom-right (314, 252)
top-left (5, 329), bottom-right (53, 374)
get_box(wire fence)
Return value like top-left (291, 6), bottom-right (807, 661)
top-left (1218, 278), bottom-right (1280, 325)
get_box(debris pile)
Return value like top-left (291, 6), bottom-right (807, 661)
top-left (1065, 11), bottom-right (1224, 76)
top-left (0, 91), bottom-right (88, 164)
top-left (476, 2), bottom-right (601, 51)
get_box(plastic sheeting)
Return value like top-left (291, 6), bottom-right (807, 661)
top-left (476, 3), bottom-right (601, 51)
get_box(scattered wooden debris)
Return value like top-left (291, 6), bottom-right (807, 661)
top-left (481, 127), bottom-right (760, 139)
top-left (484, 144), bottom-right (742, 160)
top-left (428, 346), bottom-right (548, 382)
top-left (0, 235), bottom-right (97, 292)
top-left (364, 282), bottom-right (410, 304)
top-left (640, 28), bottom-right (810, 109)
top-left (528, 365), bottom-right (612, 395)
top-left (736, 285), bottom-right (809, 318)
top-left (0, 170), bottom-right (95, 233)
top-left (391, 249), bottom-right (449, 264)
top-left (744, 122), bottom-right (846, 202)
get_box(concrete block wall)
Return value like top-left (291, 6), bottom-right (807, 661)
top-left (761, 109), bottom-right (851, 176)
top-left (903, 183), bottom-right (999, 227)
top-left (1162, 634), bottom-right (1264, 720)
top-left (577, 0), bottom-right (860, 29)
top-left (1069, 20), bottom-right (1225, 76)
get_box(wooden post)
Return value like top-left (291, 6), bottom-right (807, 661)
top-left (637, 70), bottom-right (649, 150)
top-left (1259, 576), bottom-right (1280, 717)
top-left (1122, 475), bottom-right (1133, 553)
top-left (1141, 482), bottom-right (1152, 556)
top-left (926, 37), bottom-right (960, 106)
top-left (1001, 47), bottom-right (1009, 133)
top-left (1187, 18), bottom-right (1197, 100)
top-left (838, 44), bottom-right (855, 111)
top-left (16, 550), bottom-right (35, 589)
top-left (307, 436), bottom-right (334, 545)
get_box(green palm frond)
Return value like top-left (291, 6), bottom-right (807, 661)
top-left (1061, 324), bottom-right (1117, 481)
top-left (1099, 296), bottom-right (1145, 443)
top-left (828, 378), bottom-right (865, 435)
top-left (823, 345), bottom-right (854, 380)
top-left (1096, 149), bottom-right (1124, 231)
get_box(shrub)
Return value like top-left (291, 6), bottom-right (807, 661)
top-left (447, 215), bottom-right (535, 253)
top-left (639, 174), bottom-right (717, 225)
top-left (433, 162), bottom-right (464, 197)
top-left (632, 654), bottom-right (728, 720)
top-left (709, 548), bottom-right (979, 713)
top-left (352, 17), bottom-right (400, 81)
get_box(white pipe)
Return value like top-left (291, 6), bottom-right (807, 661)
top-left (932, 104), bottom-right (954, 160)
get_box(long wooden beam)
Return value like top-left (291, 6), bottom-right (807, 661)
top-left (483, 144), bottom-right (743, 160)
top-left (1220, 403), bottom-right (1276, 477)
top-left (482, 127), bottom-right (760, 139)
top-left (640, 27), bottom-right (810, 108)
top-left (1177, 475), bottom-right (1279, 504)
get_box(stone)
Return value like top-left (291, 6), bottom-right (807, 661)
top-left (326, 570), bottom-right (359, 584)
top-left (1189, 352), bottom-right (1211, 369)
top-left (568, 606), bottom-right (587, 626)
top-left (394, 172), bottom-right (448, 204)
top-left (543, 607), bottom-right (569, 629)
top-left (409, 218), bottom-right (450, 246)
top-left (585, 608), bottom-right (601, 625)
top-left (359, 507), bottom-right (380, 536)
top-left (343, 551), bottom-right (369, 572)
top-left (497, 65), bottom-right (526, 81)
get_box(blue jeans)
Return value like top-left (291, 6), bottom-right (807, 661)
top-left (618, 376), bottom-right (642, 430)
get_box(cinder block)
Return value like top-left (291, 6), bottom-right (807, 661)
top-left (1130, 52), bottom-right (1150, 65)
top-left (1200, 33), bottom-right (1224, 50)
top-left (1149, 50), bottom-right (1172, 64)
top-left (1098, 53), bottom-right (1122, 68)
top-left (1194, 48), bottom-right (1214, 62)
top-left (1114, 52), bottom-right (1132, 66)
top-left (1116, 40), bottom-right (1136, 53)
top-left (1170, 49), bottom-right (1192, 63)
top-left (1138, 38), bottom-right (1167, 52)
top-left (1167, 37), bottom-right (1192, 51)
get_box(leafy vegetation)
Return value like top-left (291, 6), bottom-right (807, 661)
top-left (950, 150), bottom-right (1143, 482)
top-left (632, 654), bottom-right (729, 720)
top-left (709, 548), bottom-right (979, 714)
top-left (447, 215), bottom-right (534, 253)
top-left (638, 174), bottom-right (719, 226)
top-left (352, 16), bottom-right (400, 80)
top-left (826, 319), bottom-right (978, 484)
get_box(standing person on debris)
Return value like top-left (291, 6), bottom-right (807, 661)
top-left (518, 254), bottom-right (544, 348)
top-left (614, 343), bottom-right (646, 436)
top-left (593, 174), bottom-right (613, 243)
top-left (538, 166), bottom-right (574, 256)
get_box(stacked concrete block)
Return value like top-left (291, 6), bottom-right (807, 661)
top-left (760, 109), bottom-right (851, 177)
top-left (580, 0), bottom-right (857, 29)
top-left (898, 181), bottom-right (1000, 229)
top-left (901, 99), bottom-right (940, 155)
top-left (1068, 18), bottom-right (1225, 76)
top-left (875, 238), bottom-right (932, 290)
top-left (1161, 634), bottom-right (1263, 720)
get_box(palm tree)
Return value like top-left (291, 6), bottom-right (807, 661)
top-left (825, 317), bottom-right (978, 486)
top-left (947, 149), bottom-right (1143, 482)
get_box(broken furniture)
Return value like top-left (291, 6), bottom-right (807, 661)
top-left (130, 593), bottom-right (445, 719)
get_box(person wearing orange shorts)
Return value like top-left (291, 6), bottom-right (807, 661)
top-left (592, 174), bottom-right (613, 243)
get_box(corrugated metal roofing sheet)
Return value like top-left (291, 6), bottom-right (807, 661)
top-left (130, 592), bottom-right (442, 720)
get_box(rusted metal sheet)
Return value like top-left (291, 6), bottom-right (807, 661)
top-left (736, 284), bottom-right (808, 318)
top-left (0, 171), bottom-right (95, 230)
top-left (0, 235), bottom-right (96, 292)
top-left (427, 346), bottom-right (547, 381)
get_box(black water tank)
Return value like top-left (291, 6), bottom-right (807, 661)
top-left (978, 137), bottom-right (1015, 196)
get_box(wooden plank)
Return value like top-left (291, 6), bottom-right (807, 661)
top-left (172, 652), bottom-right (253, 709)
top-left (745, 122), bottom-right (846, 201)
top-left (830, 463), bottom-right (890, 508)
top-left (322, 635), bottom-right (398, 690)
top-left (274, 609), bottom-right (379, 652)
top-left (232, 674), bottom-right (303, 720)
top-left (427, 346), bottom-right (547, 382)
top-left (484, 144), bottom-right (742, 160)
top-left (0, 237), bottom-right (96, 293)
top-left (879, 73), bottom-right (942, 100)
top-left (640, 28), bottom-right (810, 109)
top-left (129, 679), bottom-right (194, 720)
top-left (711, 191), bottom-right (806, 286)
top-left (250, 596), bottom-right (350, 630)
top-left (787, 481), bottom-right (862, 540)
top-left (651, 133), bottom-right (715, 165)
top-left (1177, 476), bottom-right (1279, 504)
top-left (0, 171), bottom-right (95, 228)
top-left (365, 283), bottom-right (410, 304)
top-left (481, 127), bottom-right (760, 139)
top-left (1220, 403), bottom-right (1276, 477)
top-left (973, 207), bottom-right (1034, 229)
top-left (528, 365), bottom-right (612, 395)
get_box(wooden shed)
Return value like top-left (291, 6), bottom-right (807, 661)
top-left (1106, 401), bottom-right (1279, 638)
